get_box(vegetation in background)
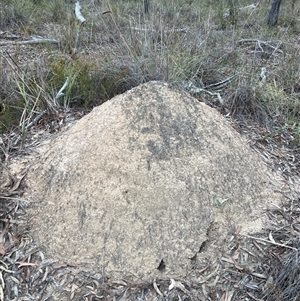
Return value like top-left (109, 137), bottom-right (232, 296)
top-left (0, 1), bottom-right (300, 300)
top-left (0, 0), bottom-right (299, 147)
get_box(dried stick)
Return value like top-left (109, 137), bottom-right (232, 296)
top-left (0, 38), bottom-right (58, 46)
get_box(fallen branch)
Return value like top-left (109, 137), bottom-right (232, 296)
top-left (184, 82), bottom-right (224, 105)
top-left (131, 27), bottom-right (188, 33)
top-left (224, 3), bottom-right (258, 17)
top-left (239, 3), bottom-right (258, 10)
top-left (204, 74), bottom-right (237, 90)
top-left (25, 111), bottom-right (47, 130)
top-left (0, 38), bottom-right (58, 46)
top-left (238, 39), bottom-right (283, 54)
top-left (75, 1), bottom-right (86, 23)
top-left (184, 74), bottom-right (237, 105)
top-left (0, 32), bottom-right (21, 40)
top-left (244, 234), bottom-right (297, 251)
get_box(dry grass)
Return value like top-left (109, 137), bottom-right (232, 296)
top-left (1, 0), bottom-right (300, 300)
top-left (0, 0), bottom-right (299, 140)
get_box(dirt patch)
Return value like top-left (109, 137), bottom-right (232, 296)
top-left (26, 81), bottom-right (284, 280)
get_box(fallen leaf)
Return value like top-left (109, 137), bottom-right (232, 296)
top-left (0, 244), bottom-right (6, 256)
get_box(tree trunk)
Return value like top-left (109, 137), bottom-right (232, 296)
top-left (267, 0), bottom-right (282, 26)
top-left (144, 0), bottom-right (150, 14)
top-left (228, 0), bottom-right (238, 27)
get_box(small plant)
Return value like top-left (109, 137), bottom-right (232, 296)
top-left (0, 100), bottom-right (23, 134)
top-left (47, 57), bottom-right (140, 110)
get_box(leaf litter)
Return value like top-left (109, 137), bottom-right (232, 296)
top-left (0, 118), bottom-right (300, 300)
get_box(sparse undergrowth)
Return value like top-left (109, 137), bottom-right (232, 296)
top-left (0, 0), bottom-right (299, 145)
top-left (1, 1), bottom-right (300, 300)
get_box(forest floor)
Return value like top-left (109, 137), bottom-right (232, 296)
top-left (1, 0), bottom-right (300, 300)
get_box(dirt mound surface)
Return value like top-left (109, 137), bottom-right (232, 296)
top-left (26, 81), bottom-right (282, 279)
